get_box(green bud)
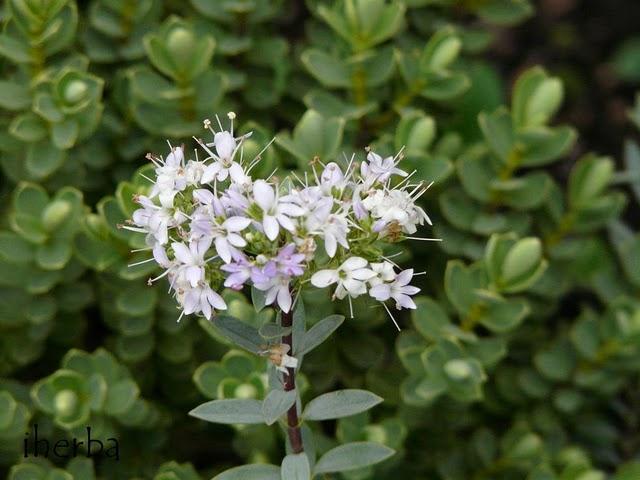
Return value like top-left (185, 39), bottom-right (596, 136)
top-left (525, 77), bottom-right (563, 126)
top-left (235, 384), bottom-right (258, 399)
top-left (365, 425), bottom-right (388, 445)
top-left (54, 389), bottom-right (78, 417)
top-left (500, 237), bottom-right (543, 289)
top-left (63, 80), bottom-right (88, 104)
top-left (41, 200), bottom-right (71, 232)
top-left (506, 433), bottom-right (542, 461)
top-left (429, 36), bottom-right (462, 71)
top-left (444, 359), bottom-right (472, 380)
top-left (569, 156), bottom-right (614, 208)
top-left (575, 472), bottom-right (605, 480)
top-left (166, 27), bottom-right (196, 62)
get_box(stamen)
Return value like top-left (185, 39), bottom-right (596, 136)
top-left (382, 302), bottom-right (401, 331)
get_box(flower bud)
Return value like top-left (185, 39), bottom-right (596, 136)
top-left (54, 389), bottom-right (78, 417)
top-left (444, 359), bottom-right (472, 380)
top-left (429, 36), bottom-right (462, 71)
top-left (500, 237), bottom-right (543, 291)
top-left (167, 27), bottom-right (195, 62)
top-left (42, 200), bottom-right (71, 232)
top-left (63, 80), bottom-right (88, 104)
top-left (525, 77), bottom-right (563, 126)
top-left (235, 384), bottom-right (258, 399)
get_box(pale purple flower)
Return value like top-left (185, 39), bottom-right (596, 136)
top-left (150, 146), bottom-right (187, 199)
top-left (189, 209), bottom-right (251, 264)
top-left (130, 193), bottom-right (184, 246)
top-left (254, 275), bottom-right (294, 313)
top-left (369, 269), bottom-right (420, 309)
top-left (172, 237), bottom-right (212, 287)
top-left (361, 151), bottom-right (408, 184)
top-left (180, 283), bottom-right (226, 320)
top-left (253, 180), bottom-right (304, 241)
top-left (275, 244), bottom-right (306, 277)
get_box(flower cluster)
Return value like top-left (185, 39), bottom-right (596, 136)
top-left (126, 113), bottom-right (434, 329)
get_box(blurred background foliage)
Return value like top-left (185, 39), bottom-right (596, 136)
top-left (1, 0), bottom-right (640, 478)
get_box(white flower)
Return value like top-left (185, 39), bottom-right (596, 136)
top-left (199, 130), bottom-right (251, 184)
top-left (184, 159), bottom-right (207, 185)
top-left (172, 237), bottom-right (212, 287)
top-left (369, 268), bottom-right (420, 309)
top-left (276, 353), bottom-right (298, 375)
top-left (253, 180), bottom-right (304, 241)
top-left (361, 151), bottom-right (408, 184)
top-left (319, 162), bottom-right (346, 193)
top-left (369, 261), bottom-right (397, 286)
top-left (311, 256), bottom-right (376, 299)
top-left (131, 193), bottom-right (184, 246)
top-left (178, 282), bottom-right (226, 320)
top-left (363, 189), bottom-right (431, 235)
top-left (320, 213), bottom-right (349, 258)
top-left (150, 147), bottom-right (187, 199)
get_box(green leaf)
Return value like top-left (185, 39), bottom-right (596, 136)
top-left (105, 379), bottom-right (140, 415)
top-left (301, 49), bottom-right (351, 88)
top-left (213, 315), bottom-right (264, 354)
top-left (420, 28), bottom-right (462, 72)
top-left (0, 232), bottom-right (35, 264)
top-left (0, 392), bottom-right (17, 429)
top-left (478, 108), bottom-right (513, 162)
top-left (0, 81), bottom-right (31, 110)
top-left (303, 389), bottom-right (382, 421)
top-left (213, 464), bottom-right (280, 480)
top-left (479, 298), bottom-right (529, 333)
top-left (624, 140), bottom-right (640, 203)
top-left (262, 389), bottom-right (297, 426)
top-left (251, 286), bottom-right (268, 312)
top-left (189, 399), bottom-right (265, 425)
top-left (26, 142), bottom-right (66, 179)
top-left (444, 261), bottom-right (481, 315)
top-left (314, 442), bottom-right (395, 474)
top-left (614, 462), bottom-right (640, 480)
top-left (36, 239), bottom-right (72, 270)
top-left (534, 340), bottom-right (576, 381)
top-left (9, 113), bottom-right (48, 142)
top-left (568, 154), bottom-right (614, 209)
top-left (500, 237), bottom-right (546, 292)
top-left (298, 314), bottom-right (344, 355)
top-left (292, 299), bottom-right (306, 353)
top-left (518, 126), bottom-right (576, 167)
top-left (476, 0), bottom-right (534, 26)
top-left (281, 453), bottom-right (311, 480)
top-left (52, 119), bottom-right (79, 149)
top-left (259, 323), bottom-right (292, 339)
top-left (0, 34), bottom-right (31, 63)
top-left (276, 110), bottom-right (345, 167)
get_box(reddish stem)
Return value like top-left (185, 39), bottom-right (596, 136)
top-left (281, 308), bottom-right (303, 454)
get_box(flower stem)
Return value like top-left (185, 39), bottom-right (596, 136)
top-left (281, 308), bottom-right (304, 454)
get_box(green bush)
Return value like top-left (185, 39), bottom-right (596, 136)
top-left (1, 0), bottom-right (639, 478)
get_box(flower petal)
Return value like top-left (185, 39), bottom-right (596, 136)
top-left (311, 270), bottom-right (339, 288)
top-left (172, 242), bottom-right (192, 264)
top-left (277, 285), bottom-right (292, 313)
top-left (369, 283), bottom-right (391, 301)
top-left (224, 216), bottom-right (252, 232)
top-left (253, 180), bottom-right (275, 212)
top-left (263, 215), bottom-right (279, 241)
top-left (214, 131), bottom-right (236, 160)
top-left (341, 256), bottom-right (368, 272)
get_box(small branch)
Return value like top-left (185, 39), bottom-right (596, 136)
top-left (281, 308), bottom-right (304, 454)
